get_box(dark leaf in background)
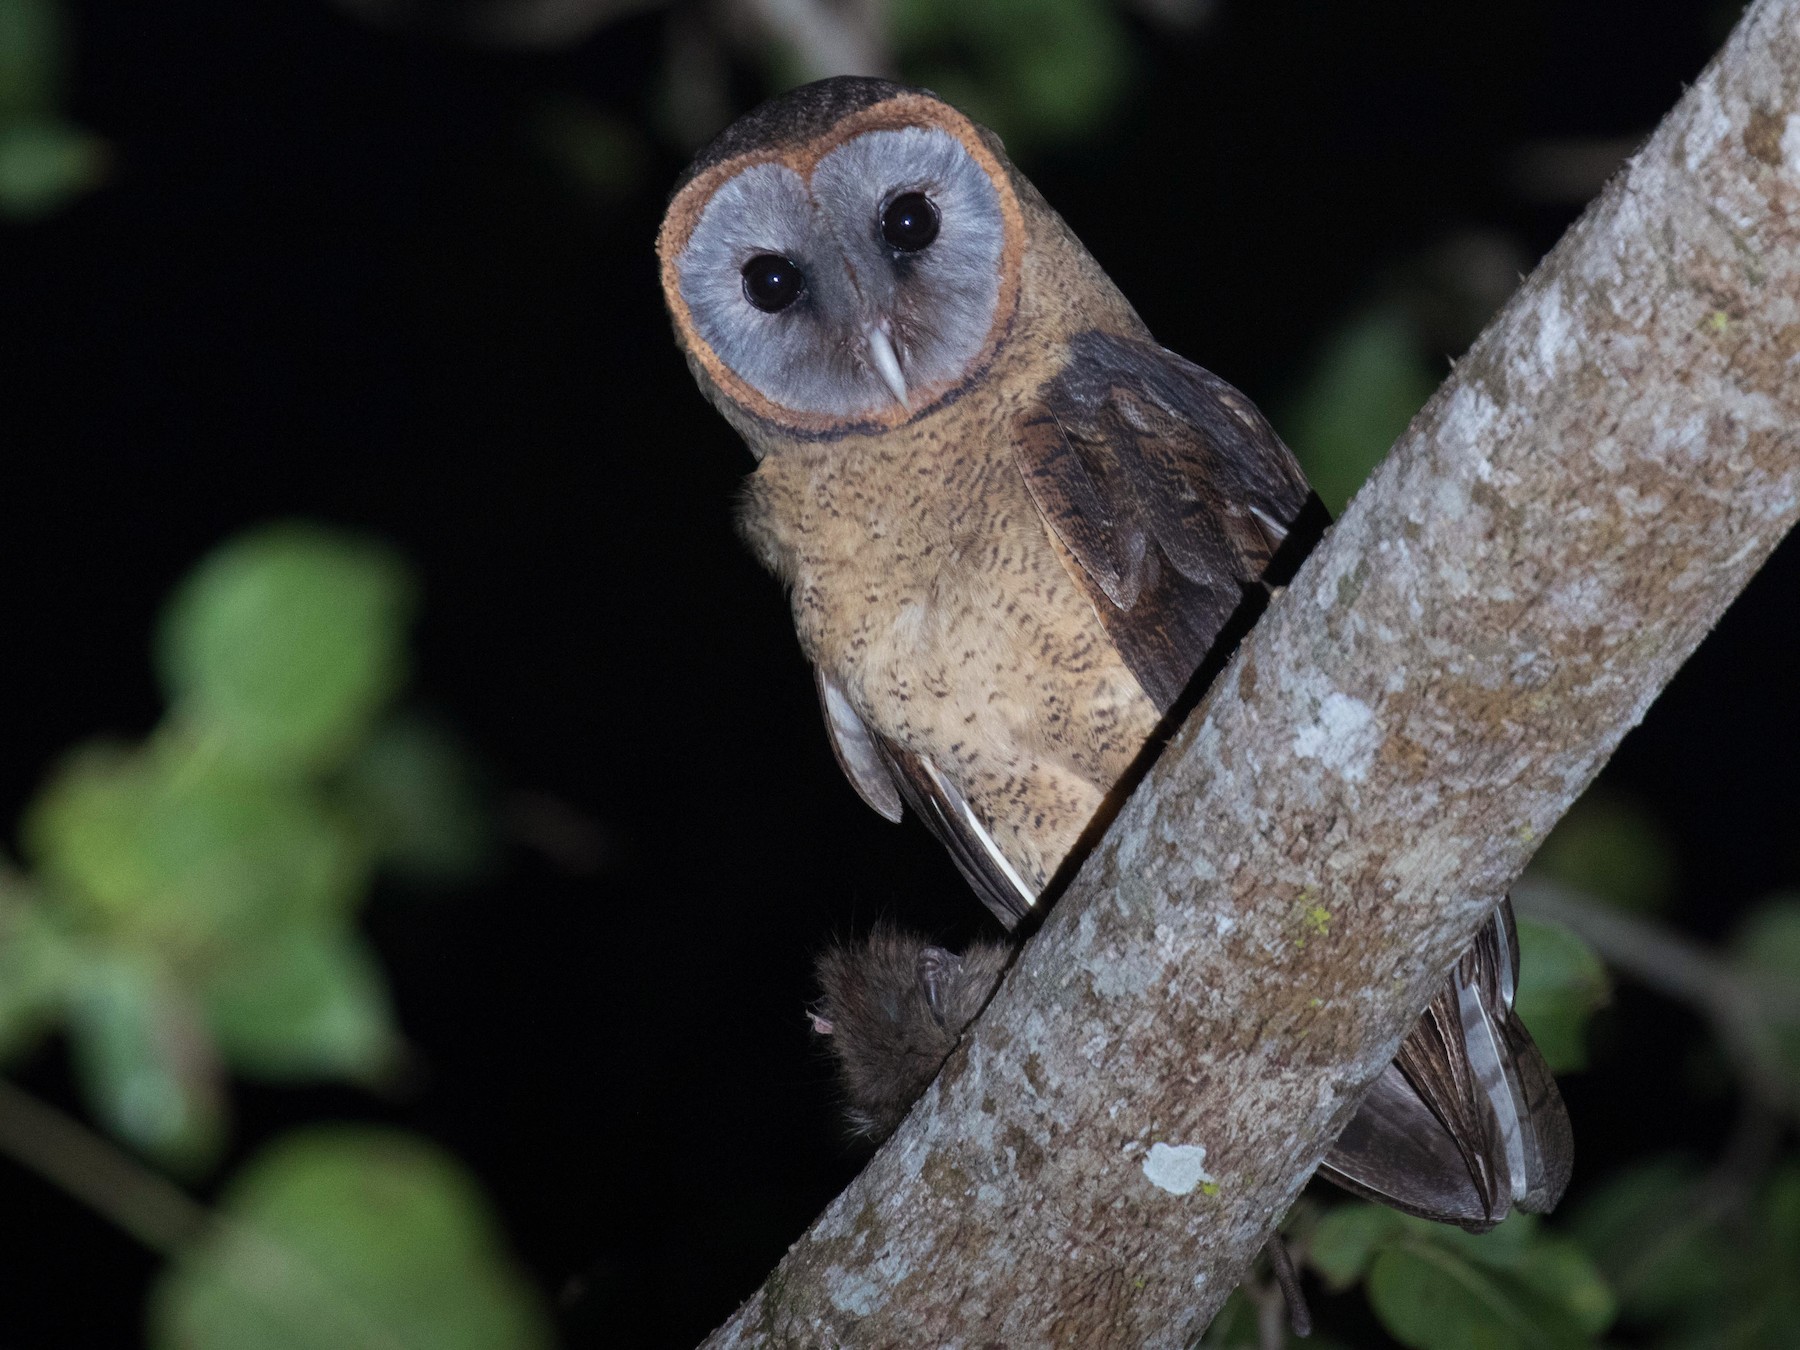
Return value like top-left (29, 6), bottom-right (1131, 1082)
top-left (892, 0), bottom-right (1131, 151)
top-left (0, 118), bottom-right (105, 219)
top-left (1532, 793), bottom-right (1677, 916)
top-left (65, 952), bottom-right (228, 1169)
top-left (200, 929), bottom-right (401, 1085)
top-left (1515, 917), bottom-right (1611, 1074)
top-left (0, 0), bottom-right (104, 218)
top-left (1572, 1159), bottom-right (1800, 1348)
top-left (1569, 1157), bottom-right (1730, 1324)
top-left (0, 0), bottom-right (59, 114)
top-left (336, 712), bottom-right (496, 886)
top-left (23, 738), bottom-right (368, 956)
top-left (148, 1127), bottom-right (555, 1350)
top-left (1279, 305), bottom-right (1439, 516)
top-left (155, 525), bottom-right (415, 776)
top-left (1730, 895), bottom-right (1800, 1090)
top-left (1311, 1209), bottom-right (1613, 1350)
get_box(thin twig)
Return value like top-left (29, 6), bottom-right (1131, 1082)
top-left (0, 1076), bottom-right (429, 1349)
top-left (0, 1075), bottom-right (208, 1254)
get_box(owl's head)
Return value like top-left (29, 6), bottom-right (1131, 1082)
top-left (657, 78), bottom-right (1027, 444)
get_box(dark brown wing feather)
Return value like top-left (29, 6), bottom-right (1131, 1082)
top-left (1320, 900), bottom-right (1574, 1231)
top-left (879, 741), bottom-right (1035, 928)
top-left (814, 668), bottom-right (904, 823)
top-left (811, 668), bottom-right (1032, 927)
top-left (1015, 330), bottom-right (1323, 711)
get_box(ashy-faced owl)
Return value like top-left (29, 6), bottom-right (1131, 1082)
top-left (659, 76), bottom-right (1570, 1232)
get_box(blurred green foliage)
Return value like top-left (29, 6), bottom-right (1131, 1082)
top-left (1533, 791), bottom-right (1677, 916)
top-left (156, 527), bottom-right (415, 774)
top-left (1513, 794), bottom-right (1672, 1072)
top-left (0, 0), bottom-right (103, 219)
top-left (0, 524), bottom-right (538, 1348)
top-left (150, 1128), bottom-right (555, 1350)
top-left (1515, 916), bottom-right (1611, 1073)
top-left (1310, 1208), bottom-right (1614, 1350)
top-left (891, 0), bottom-right (1130, 153)
top-left (1202, 1208), bottom-right (1613, 1350)
top-left (1732, 894), bottom-right (1800, 1091)
top-left (7, 525), bottom-right (469, 1162)
top-left (1281, 305), bottom-right (1441, 516)
top-left (1573, 1159), bottom-right (1800, 1348)
top-left (9, 3), bottom-right (1800, 1347)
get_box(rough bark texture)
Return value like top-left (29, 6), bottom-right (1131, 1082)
top-left (704, 4), bottom-right (1800, 1344)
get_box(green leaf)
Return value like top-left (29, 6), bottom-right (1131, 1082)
top-left (892, 0), bottom-right (1130, 151)
top-left (1767, 1163), bottom-right (1800, 1265)
top-left (1514, 917), bottom-right (1610, 1073)
top-left (1529, 792), bottom-right (1673, 915)
top-left (1731, 895), bottom-right (1800, 1083)
top-left (1307, 1201), bottom-right (1407, 1289)
top-left (1193, 1287), bottom-right (1260, 1348)
top-left (0, 0), bottom-right (63, 116)
top-left (1735, 1165), bottom-right (1800, 1348)
top-left (156, 524), bottom-right (415, 774)
top-left (1510, 1235), bottom-right (1615, 1336)
top-left (1568, 1158), bottom-right (1726, 1322)
top-left (66, 952), bottom-right (226, 1168)
top-left (149, 1127), bottom-right (556, 1350)
top-left (1367, 1239), bottom-right (1597, 1350)
top-left (23, 737), bottom-right (367, 958)
top-left (0, 118), bottom-right (106, 220)
top-left (1731, 894), bottom-right (1800, 978)
top-left (0, 878), bottom-right (76, 1061)
top-left (202, 930), bottom-right (400, 1083)
top-left (1279, 305), bottom-right (1439, 516)
top-left (336, 714), bottom-right (494, 885)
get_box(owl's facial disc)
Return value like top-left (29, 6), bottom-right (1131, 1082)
top-left (663, 115), bottom-right (1023, 436)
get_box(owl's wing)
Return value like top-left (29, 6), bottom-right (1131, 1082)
top-left (1014, 330), bottom-right (1327, 712)
top-left (815, 668), bottom-right (903, 823)
top-left (814, 669), bottom-right (1034, 926)
top-left (1319, 900), bottom-right (1575, 1231)
top-left (1017, 342), bottom-right (1573, 1227)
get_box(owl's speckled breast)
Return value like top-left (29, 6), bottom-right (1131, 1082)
top-left (739, 384), bottom-right (1160, 889)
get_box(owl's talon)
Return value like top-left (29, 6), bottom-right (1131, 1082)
top-left (916, 945), bottom-right (964, 1025)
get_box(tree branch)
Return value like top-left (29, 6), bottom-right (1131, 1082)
top-left (704, 3), bottom-right (1800, 1342)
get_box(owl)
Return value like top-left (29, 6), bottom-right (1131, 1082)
top-left (659, 76), bottom-right (1571, 1232)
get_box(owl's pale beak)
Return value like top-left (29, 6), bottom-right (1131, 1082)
top-left (864, 324), bottom-right (909, 410)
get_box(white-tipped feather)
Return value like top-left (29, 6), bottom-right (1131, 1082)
top-left (1456, 972), bottom-right (1529, 1203)
top-left (920, 758), bottom-right (1036, 909)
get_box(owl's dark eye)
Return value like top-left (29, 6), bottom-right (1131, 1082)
top-left (741, 254), bottom-right (804, 312)
top-left (880, 192), bottom-right (939, 252)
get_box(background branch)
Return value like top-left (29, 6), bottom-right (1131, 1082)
top-left (0, 1076), bottom-right (206, 1255)
top-left (703, 3), bottom-right (1800, 1343)
top-left (1515, 879), bottom-right (1800, 1117)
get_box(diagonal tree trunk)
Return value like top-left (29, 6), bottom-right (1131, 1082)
top-left (703, 2), bottom-right (1800, 1343)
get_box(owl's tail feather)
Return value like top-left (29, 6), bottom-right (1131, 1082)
top-left (1318, 899), bottom-right (1575, 1231)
